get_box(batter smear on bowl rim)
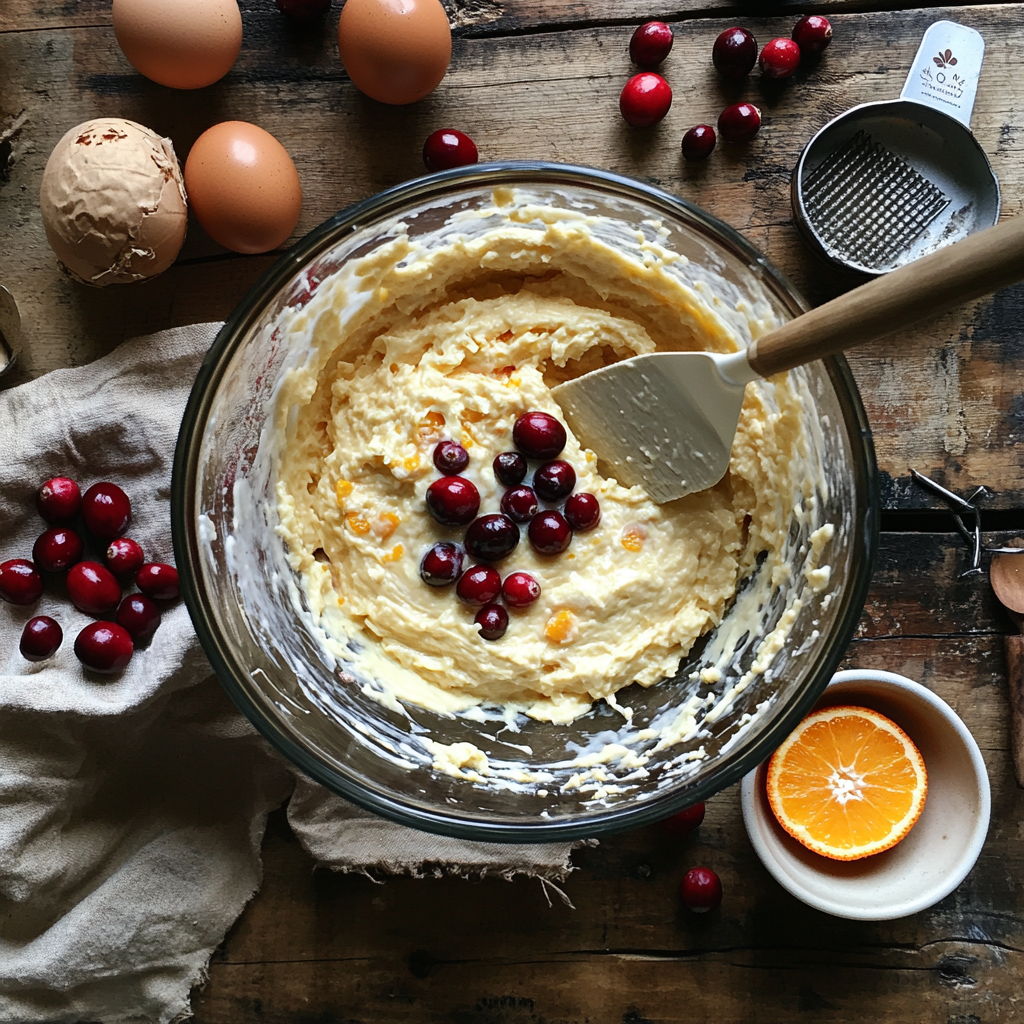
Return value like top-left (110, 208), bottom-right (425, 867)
top-left (271, 189), bottom-right (833, 728)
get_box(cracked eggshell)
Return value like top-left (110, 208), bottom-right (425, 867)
top-left (40, 118), bottom-right (188, 288)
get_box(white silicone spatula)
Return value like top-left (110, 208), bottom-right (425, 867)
top-left (552, 215), bottom-right (1024, 503)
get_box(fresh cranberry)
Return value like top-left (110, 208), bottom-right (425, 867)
top-left (500, 485), bottom-right (539, 524)
top-left (661, 801), bottom-right (705, 838)
top-left (81, 482), bottom-right (132, 540)
top-left (464, 513), bottom-right (520, 562)
top-left (136, 563), bottom-right (180, 601)
top-left (759, 37), bottom-right (800, 78)
top-left (682, 124), bottom-right (716, 162)
top-left (0, 559), bottom-right (43, 605)
top-left (718, 102), bottom-right (762, 144)
top-left (105, 537), bottom-right (145, 576)
top-left (629, 21), bottom-right (673, 68)
top-left (619, 72), bottom-right (672, 128)
top-left (32, 527), bottom-right (83, 573)
top-left (37, 476), bottom-right (81, 523)
top-left (67, 561), bottom-right (121, 615)
top-left (456, 565), bottom-right (502, 606)
top-left (419, 542), bottom-right (464, 586)
top-left (20, 616), bottom-right (63, 662)
top-left (528, 510), bottom-right (572, 555)
top-left (275, 0), bottom-right (331, 20)
top-left (493, 451), bottom-right (528, 487)
top-left (116, 594), bottom-right (162, 642)
top-left (426, 476), bottom-right (480, 527)
top-left (792, 14), bottom-right (832, 56)
top-left (502, 571), bottom-right (540, 608)
top-left (422, 129), bottom-right (479, 173)
top-left (680, 866), bottom-right (722, 913)
top-left (513, 411), bottom-right (566, 460)
top-left (74, 621), bottom-right (134, 674)
top-left (712, 26), bottom-right (757, 78)
top-left (475, 603), bottom-right (509, 640)
top-left (534, 460), bottom-right (576, 502)
top-left (433, 440), bottom-right (469, 474)
top-left (564, 492), bottom-right (601, 531)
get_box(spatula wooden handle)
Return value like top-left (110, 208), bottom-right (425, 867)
top-left (748, 216), bottom-right (1024, 378)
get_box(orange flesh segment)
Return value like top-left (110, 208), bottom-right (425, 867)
top-left (766, 705), bottom-right (927, 861)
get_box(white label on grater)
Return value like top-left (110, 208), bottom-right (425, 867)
top-left (900, 20), bottom-right (985, 128)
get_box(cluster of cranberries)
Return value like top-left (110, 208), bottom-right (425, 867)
top-left (418, 410), bottom-right (600, 641)
top-left (619, 22), bottom-right (676, 128)
top-left (658, 801), bottom-right (724, 913)
top-left (681, 16), bottom-right (833, 161)
top-left (0, 477), bottom-right (180, 674)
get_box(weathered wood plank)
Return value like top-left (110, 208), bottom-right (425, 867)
top-left (3, 0), bottom-right (1007, 35)
top-left (2, 8), bottom-right (1022, 508)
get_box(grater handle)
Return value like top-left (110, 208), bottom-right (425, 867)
top-left (899, 20), bottom-right (985, 129)
top-left (748, 215), bottom-right (1024, 378)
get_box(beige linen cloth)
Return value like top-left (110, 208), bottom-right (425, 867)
top-left (0, 324), bottom-right (576, 1024)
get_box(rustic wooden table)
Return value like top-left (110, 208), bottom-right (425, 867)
top-left (3, 1), bottom-right (1024, 1020)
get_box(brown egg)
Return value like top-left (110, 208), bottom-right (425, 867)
top-left (113, 0), bottom-right (242, 90)
top-left (338, 0), bottom-right (451, 105)
top-left (184, 122), bottom-right (302, 254)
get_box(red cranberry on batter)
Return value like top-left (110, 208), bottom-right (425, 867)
top-left (426, 476), bottom-right (480, 527)
top-left (502, 571), bottom-right (540, 608)
top-left (493, 452), bottom-right (528, 487)
top-left (456, 565), bottom-right (502, 606)
top-left (533, 460), bottom-right (576, 502)
top-left (464, 513), bottom-right (520, 562)
top-left (74, 621), bottom-right (134, 674)
top-left (528, 510), bottom-right (572, 555)
top-left (105, 537), bottom-right (145, 576)
top-left (512, 411), bottom-right (567, 461)
top-left (20, 616), bottom-right (63, 662)
top-left (116, 594), bottom-right (162, 642)
top-left (136, 563), bottom-right (180, 601)
top-left (32, 527), bottom-right (84, 573)
top-left (67, 561), bottom-right (121, 615)
top-left (0, 559), bottom-right (43, 605)
top-left (432, 441), bottom-right (469, 475)
top-left (500, 485), bottom-right (539, 524)
top-left (474, 603), bottom-right (509, 641)
top-left (81, 482), bottom-right (132, 540)
top-left (419, 542), bottom-right (464, 587)
top-left (37, 476), bottom-right (81, 523)
top-left (564, 492), bottom-right (601, 531)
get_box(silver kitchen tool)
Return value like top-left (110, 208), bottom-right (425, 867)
top-left (553, 215), bottom-right (1024, 503)
top-left (0, 285), bottom-right (21, 384)
top-left (792, 21), bottom-right (999, 276)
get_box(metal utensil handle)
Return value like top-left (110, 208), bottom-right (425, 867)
top-left (900, 20), bottom-right (985, 129)
top-left (748, 215), bottom-right (1024, 379)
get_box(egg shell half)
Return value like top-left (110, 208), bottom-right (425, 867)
top-left (338, 0), bottom-right (452, 105)
top-left (184, 122), bottom-right (303, 255)
top-left (113, 0), bottom-right (243, 90)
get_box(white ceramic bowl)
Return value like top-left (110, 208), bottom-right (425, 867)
top-left (741, 669), bottom-right (990, 921)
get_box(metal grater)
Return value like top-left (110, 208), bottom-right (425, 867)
top-left (792, 21), bottom-right (998, 276)
top-left (802, 130), bottom-right (950, 271)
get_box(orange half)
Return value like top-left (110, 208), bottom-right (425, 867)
top-left (766, 705), bottom-right (927, 861)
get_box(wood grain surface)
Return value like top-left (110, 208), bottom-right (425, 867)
top-left (3, 3), bottom-right (1024, 1021)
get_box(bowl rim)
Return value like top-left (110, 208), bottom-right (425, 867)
top-left (171, 161), bottom-right (880, 842)
top-left (740, 669), bottom-right (992, 920)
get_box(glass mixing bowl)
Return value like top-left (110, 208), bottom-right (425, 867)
top-left (172, 163), bottom-right (878, 843)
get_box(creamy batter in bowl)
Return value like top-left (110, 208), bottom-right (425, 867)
top-left (172, 164), bottom-right (878, 842)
